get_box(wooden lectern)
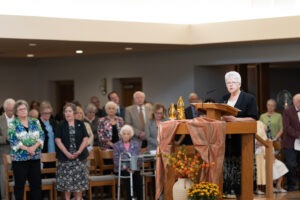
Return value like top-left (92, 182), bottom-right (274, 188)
top-left (164, 103), bottom-right (256, 200)
top-left (191, 102), bottom-right (240, 120)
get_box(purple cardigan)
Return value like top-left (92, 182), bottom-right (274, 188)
top-left (113, 139), bottom-right (141, 173)
top-left (283, 106), bottom-right (300, 148)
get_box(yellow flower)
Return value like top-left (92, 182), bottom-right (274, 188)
top-left (187, 182), bottom-right (220, 200)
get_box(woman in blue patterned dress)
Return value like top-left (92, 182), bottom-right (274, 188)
top-left (55, 103), bottom-right (89, 200)
top-left (8, 100), bottom-right (45, 200)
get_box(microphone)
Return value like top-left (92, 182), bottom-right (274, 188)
top-left (206, 88), bottom-right (217, 95)
top-left (204, 88), bottom-right (217, 103)
top-left (198, 89), bottom-right (217, 115)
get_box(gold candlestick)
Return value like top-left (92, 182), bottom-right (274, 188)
top-left (177, 96), bottom-right (186, 120)
top-left (168, 103), bottom-right (177, 120)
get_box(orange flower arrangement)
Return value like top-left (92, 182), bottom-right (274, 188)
top-left (164, 145), bottom-right (213, 183)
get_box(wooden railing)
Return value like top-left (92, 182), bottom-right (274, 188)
top-left (255, 134), bottom-right (274, 199)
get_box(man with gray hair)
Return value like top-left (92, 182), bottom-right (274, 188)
top-left (0, 98), bottom-right (15, 199)
top-left (283, 93), bottom-right (300, 191)
top-left (185, 92), bottom-right (200, 119)
top-left (125, 91), bottom-right (151, 148)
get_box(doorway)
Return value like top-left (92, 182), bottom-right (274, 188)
top-left (55, 80), bottom-right (74, 115)
top-left (113, 78), bottom-right (142, 107)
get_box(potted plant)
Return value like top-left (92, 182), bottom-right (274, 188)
top-left (164, 146), bottom-right (211, 200)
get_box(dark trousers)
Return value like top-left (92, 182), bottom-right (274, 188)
top-left (12, 159), bottom-right (42, 200)
top-left (223, 135), bottom-right (242, 195)
top-left (121, 170), bottom-right (143, 200)
top-left (284, 148), bottom-right (300, 191)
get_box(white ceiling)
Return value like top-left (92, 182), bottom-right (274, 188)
top-left (1, 0), bottom-right (300, 58)
top-left (1, 0), bottom-right (300, 24)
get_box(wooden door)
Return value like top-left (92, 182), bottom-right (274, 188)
top-left (119, 78), bottom-right (142, 107)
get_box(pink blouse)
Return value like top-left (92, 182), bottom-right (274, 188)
top-left (124, 142), bottom-right (130, 151)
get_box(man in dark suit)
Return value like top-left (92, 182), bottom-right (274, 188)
top-left (185, 92), bottom-right (200, 119)
top-left (283, 93), bottom-right (300, 191)
top-left (0, 98), bottom-right (15, 199)
top-left (125, 91), bottom-right (151, 147)
top-left (176, 93), bottom-right (200, 145)
top-left (105, 91), bottom-right (125, 119)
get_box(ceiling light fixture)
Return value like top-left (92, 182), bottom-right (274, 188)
top-left (76, 50), bottom-right (83, 54)
top-left (125, 47), bottom-right (133, 51)
top-left (26, 54), bottom-right (35, 58)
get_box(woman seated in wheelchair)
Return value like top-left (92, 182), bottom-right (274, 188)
top-left (113, 125), bottom-right (143, 200)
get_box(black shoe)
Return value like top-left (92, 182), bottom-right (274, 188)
top-left (287, 187), bottom-right (298, 191)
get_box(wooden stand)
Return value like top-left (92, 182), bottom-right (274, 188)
top-left (192, 102), bottom-right (240, 120)
top-left (164, 103), bottom-right (256, 200)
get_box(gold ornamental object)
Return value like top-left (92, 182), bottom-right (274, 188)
top-left (177, 96), bottom-right (186, 120)
top-left (168, 103), bottom-right (177, 120)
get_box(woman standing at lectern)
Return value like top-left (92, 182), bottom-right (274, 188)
top-left (221, 71), bottom-right (258, 198)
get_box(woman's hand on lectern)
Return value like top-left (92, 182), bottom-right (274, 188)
top-left (222, 115), bottom-right (238, 122)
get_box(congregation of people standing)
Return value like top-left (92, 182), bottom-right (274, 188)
top-left (1, 73), bottom-right (300, 199)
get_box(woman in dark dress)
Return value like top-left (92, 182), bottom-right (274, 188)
top-left (55, 103), bottom-right (89, 200)
top-left (39, 101), bottom-right (58, 153)
top-left (221, 71), bottom-right (258, 198)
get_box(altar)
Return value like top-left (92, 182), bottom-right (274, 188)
top-left (155, 103), bottom-right (257, 200)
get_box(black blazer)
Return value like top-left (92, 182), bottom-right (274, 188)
top-left (39, 117), bottom-right (58, 153)
top-left (222, 91), bottom-right (258, 120)
top-left (185, 106), bottom-right (194, 119)
top-left (118, 107), bottom-right (125, 120)
top-left (184, 105), bottom-right (204, 119)
top-left (55, 120), bottom-right (89, 161)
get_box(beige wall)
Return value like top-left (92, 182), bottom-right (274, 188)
top-left (1, 40), bottom-right (300, 112)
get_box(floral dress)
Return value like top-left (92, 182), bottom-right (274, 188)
top-left (98, 116), bottom-right (124, 150)
top-left (56, 126), bottom-right (89, 192)
top-left (8, 117), bottom-right (44, 161)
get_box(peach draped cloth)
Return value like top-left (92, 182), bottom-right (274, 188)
top-left (155, 117), bottom-right (226, 199)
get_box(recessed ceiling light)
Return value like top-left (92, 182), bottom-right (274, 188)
top-left (26, 54), bottom-right (35, 58)
top-left (125, 47), bottom-right (133, 51)
top-left (28, 43), bottom-right (37, 47)
top-left (76, 50), bottom-right (83, 54)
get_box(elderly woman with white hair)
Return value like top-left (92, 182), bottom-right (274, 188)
top-left (222, 71), bottom-right (258, 121)
top-left (113, 125), bottom-right (143, 200)
top-left (98, 101), bottom-right (124, 150)
top-left (222, 71), bottom-right (258, 197)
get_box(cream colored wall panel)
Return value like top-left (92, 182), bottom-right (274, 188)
top-left (0, 15), bottom-right (189, 44)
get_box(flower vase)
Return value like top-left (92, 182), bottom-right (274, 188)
top-left (172, 178), bottom-right (193, 200)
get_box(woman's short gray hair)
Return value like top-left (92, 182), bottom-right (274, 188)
top-left (105, 101), bottom-right (118, 113)
top-left (85, 103), bottom-right (97, 115)
top-left (14, 100), bottom-right (29, 115)
top-left (63, 103), bottom-right (77, 114)
top-left (225, 71), bottom-right (242, 85)
top-left (119, 125), bottom-right (134, 138)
